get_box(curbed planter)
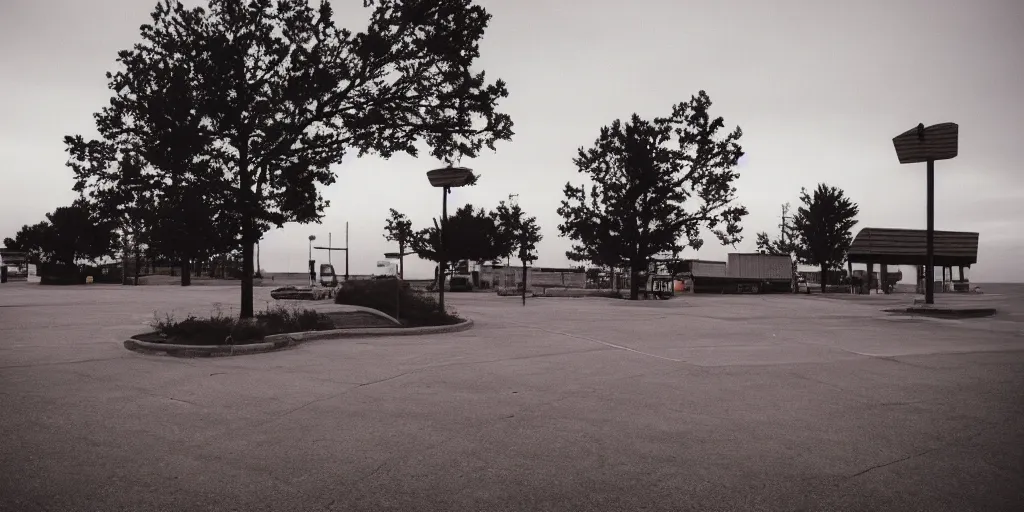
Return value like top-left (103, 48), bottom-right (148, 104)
top-left (123, 318), bottom-right (474, 357)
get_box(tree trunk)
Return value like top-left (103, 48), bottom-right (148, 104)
top-left (629, 268), bottom-right (641, 300)
top-left (180, 258), bottom-right (191, 286)
top-left (820, 264), bottom-right (827, 293)
top-left (133, 243), bottom-right (141, 286)
top-left (521, 257), bottom-right (527, 306)
top-left (239, 149), bottom-right (254, 319)
top-left (398, 242), bottom-right (405, 280)
top-left (255, 242), bottom-right (262, 278)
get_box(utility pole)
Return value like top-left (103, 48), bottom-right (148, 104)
top-left (779, 203), bottom-right (790, 247)
top-left (780, 203), bottom-right (796, 293)
top-left (507, 194), bottom-right (518, 268)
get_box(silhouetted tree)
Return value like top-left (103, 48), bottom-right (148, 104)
top-left (4, 222), bottom-right (50, 265)
top-left (557, 91), bottom-right (747, 299)
top-left (383, 209), bottom-right (417, 279)
top-left (492, 200), bottom-right (541, 303)
top-left (6, 201), bottom-right (117, 268)
top-left (65, 0), bottom-right (237, 287)
top-left (412, 204), bottom-right (502, 279)
top-left (69, 0), bottom-right (513, 316)
top-left (756, 207), bottom-right (798, 256)
top-left (791, 184), bottom-right (859, 292)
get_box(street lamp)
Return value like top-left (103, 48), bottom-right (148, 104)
top-left (426, 165), bottom-right (475, 312)
top-left (892, 122), bottom-right (958, 305)
top-left (308, 235), bottom-right (316, 286)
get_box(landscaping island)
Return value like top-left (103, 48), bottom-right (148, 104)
top-left (125, 281), bottom-right (471, 356)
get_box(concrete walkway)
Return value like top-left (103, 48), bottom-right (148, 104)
top-left (1, 283), bottom-right (1022, 511)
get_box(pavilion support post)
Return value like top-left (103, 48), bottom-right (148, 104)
top-left (865, 262), bottom-right (873, 295)
top-left (880, 264), bottom-right (888, 294)
top-left (959, 265), bottom-right (965, 283)
top-left (848, 261), bottom-right (854, 294)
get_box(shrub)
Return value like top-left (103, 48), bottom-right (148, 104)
top-left (256, 306), bottom-right (334, 333)
top-left (150, 306), bottom-right (334, 345)
top-left (335, 279), bottom-right (462, 327)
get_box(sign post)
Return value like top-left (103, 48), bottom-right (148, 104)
top-left (426, 166), bottom-right (475, 313)
top-left (892, 122), bottom-right (958, 305)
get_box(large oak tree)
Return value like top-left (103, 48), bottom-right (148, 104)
top-left (70, 0), bottom-right (513, 317)
top-left (557, 91), bottom-right (747, 299)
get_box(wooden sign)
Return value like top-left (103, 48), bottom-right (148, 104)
top-left (892, 122), bottom-right (958, 164)
top-left (427, 166), bottom-right (474, 187)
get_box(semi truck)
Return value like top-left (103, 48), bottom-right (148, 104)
top-left (677, 253), bottom-right (794, 294)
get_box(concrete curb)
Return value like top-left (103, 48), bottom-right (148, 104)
top-left (884, 307), bottom-right (997, 319)
top-left (266, 318), bottom-right (474, 343)
top-left (123, 318), bottom-right (474, 358)
top-left (123, 336), bottom-right (298, 357)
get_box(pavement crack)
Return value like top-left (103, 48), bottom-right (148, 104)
top-left (355, 348), bottom-right (615, 389)
top-left (498, 318), bottom-right (690, 363)
top-left (0, 356), bottom-right (129, 371)
top-left (848, 446), bottom-right (940, 478)
top-left (138, 391), bottom-right (198, 406)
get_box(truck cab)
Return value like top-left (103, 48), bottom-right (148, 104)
top-left (319, 263), bottom-right (338, 287)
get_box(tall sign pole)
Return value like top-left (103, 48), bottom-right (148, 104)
top-left (426, 166), bottom-right (475, 313)
top-left (345, 222), bottom-right (349, 281)
top-left (892, 122), bottom-right (958, 305)
top-left (926, 159), bottom-right (935, 303)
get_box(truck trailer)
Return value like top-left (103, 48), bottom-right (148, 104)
top-left (678, 253), bottom-right (794, 294)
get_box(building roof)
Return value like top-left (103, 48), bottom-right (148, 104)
top-left (847, 228), bottom-right (979, 267)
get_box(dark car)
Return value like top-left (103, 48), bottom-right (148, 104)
top-left (448, 276), bottom-right (474, 292)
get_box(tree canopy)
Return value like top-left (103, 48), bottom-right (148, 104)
top-left (791, 184), bottom-right (859, 291)
top-left (67, 0), bottom-right (513, 316)
top-left (557, 91), bottom-right (747, 299)
top-left (412, 204), bottom-right (503, 267)
top-left (383, 208), bottom-right (419, 278)
top-left (492, 200), bottom-right (541, 265)
top-left (3, 222), bottom-right (50, 265)
top-left (756, 204), bottom-right (797, 257)
top-left (3, 201), bottom-right (116, 267)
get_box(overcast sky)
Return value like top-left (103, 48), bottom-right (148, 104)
top-left (1, 0), bottom-right (1022, 282)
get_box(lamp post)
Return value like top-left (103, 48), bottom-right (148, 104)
top-left (307, 235), bottom-right (316, 286)
top-left (426, 165), bottom-right (475, 313)
top-left (892, 122), bottom-right (958, 305)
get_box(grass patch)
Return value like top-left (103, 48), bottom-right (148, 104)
top-left (334, 279), bottom-right (462, 327)
top-left (149, 306), bottom-right (335, 346)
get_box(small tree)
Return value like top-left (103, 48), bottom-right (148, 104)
top-left (791, 184), bottom-right (859, 292)
top-left (492, 200), bottom-right (541, 304)
top-left (756, 203), bottom-right (799, 291)
top-left (558, 91), bottom-right (747, 299)
top-left (383, 209), bottom-right (417, 279)
top-left (411, 204), bottom-right (502, 281)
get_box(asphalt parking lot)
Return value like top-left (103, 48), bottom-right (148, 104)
top-left (1, 283), bottom-right (1022, 511)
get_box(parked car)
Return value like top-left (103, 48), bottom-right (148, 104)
top-left (448, 275), bottom-right (474, 292)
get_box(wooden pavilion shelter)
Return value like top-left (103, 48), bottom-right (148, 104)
top-left (846, 228), bottom-right (979, 294)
